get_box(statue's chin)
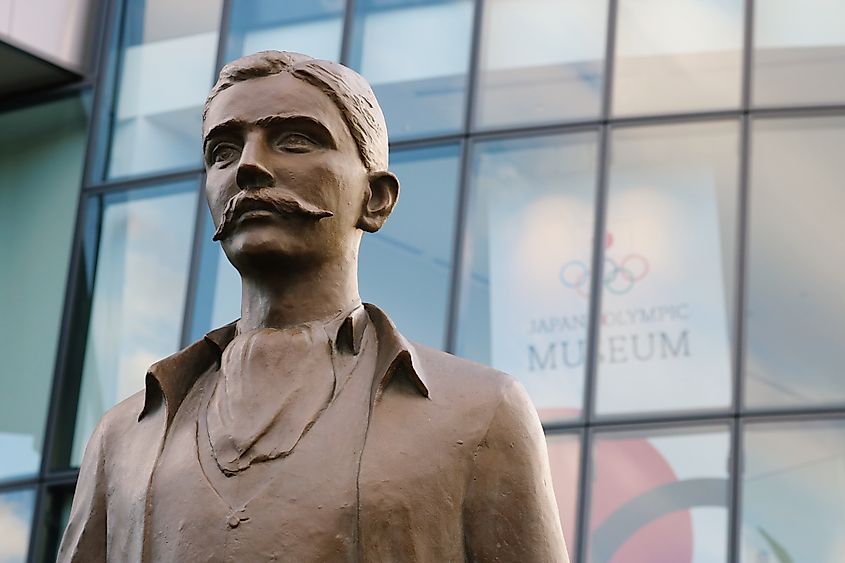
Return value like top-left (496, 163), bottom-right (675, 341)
top-left (222, 224), bottom-right (314, 272)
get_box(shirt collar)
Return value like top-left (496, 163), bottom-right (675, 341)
top-left (139, 303), bottom-right (429, 422)
top-left (363, 303), bottom-right (430, 401)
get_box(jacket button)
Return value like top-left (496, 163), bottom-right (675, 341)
top-left (227, 514), bottom-right (240, 528)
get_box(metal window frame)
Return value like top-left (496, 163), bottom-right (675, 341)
top-left (7, 0), bottom-right (845, 561)
top-left (574, 0), bottom-right (620, 557)
top-left (18, 0), bottom-right (116, 558)
top-left (178, 0), bottom-right (232, 350)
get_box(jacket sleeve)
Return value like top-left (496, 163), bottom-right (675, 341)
top-left (463, 379), bottom-right (570, 563)
top-left (57, 417), bottom-right (108, 562)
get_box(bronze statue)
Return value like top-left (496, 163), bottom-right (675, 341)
top-left (59, 51), bottom-right (568, 562)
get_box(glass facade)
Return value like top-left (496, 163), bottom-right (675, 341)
top-left (71, 182), bottom-right (198, 465)
top-left (457, 131), bottom-right (598, 422)
top-left (753, 0), bottom-right (845, 107)
top-left (596, 121), bottom-right (739, 416)
top-left (475, 0), bottom-right (607, 128)
top-left (106, 0), bottom-right (223, 179)
top-left (2, 1), bottom-right (845, 561)
top-left (612, 0), bottom-right (744, 116)
top-left (224, 0), bottom-right (346, 63)
top-left (0, 96), bottom-right (90, 484)
top-left (745, 116), bottom-right (845, 408)
top-left (358, 144), bottom-right (462, 349)
top-left (347, 0), bottom-right (475, 140)
top-left (0, 488), bottom-right (36, 563)
top-left (588, 425), bottom-right (730, 562)
top-left (740, 419), bottom-right (845, 563)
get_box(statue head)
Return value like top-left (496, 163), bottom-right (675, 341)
top-left (202, 51), bottom-right (399, 274)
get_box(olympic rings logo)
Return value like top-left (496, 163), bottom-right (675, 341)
top-left (559, 254), bottom-right (650, 298)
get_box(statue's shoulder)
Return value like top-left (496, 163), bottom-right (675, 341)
top-left (408, 343), bottom-right (543, 452)
top-left (411, 342), bottom-right (522, 406)
top-left (73, 388), bottom-right (147, 468)
top-left (96, 388), bottom-right (147, 437)
top-left (368, 303), bottom-right (520, 409)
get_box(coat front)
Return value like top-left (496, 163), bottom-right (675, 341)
top-left (58, 304), bottom-right (568, 562)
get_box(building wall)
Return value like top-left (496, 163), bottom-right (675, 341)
top-left (0, 0), bottom-right (97, 71)
top-left (1, 1), bottom-right (845, 562)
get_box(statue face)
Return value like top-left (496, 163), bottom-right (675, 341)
top-left (202, 72), bottom-right (372, 272)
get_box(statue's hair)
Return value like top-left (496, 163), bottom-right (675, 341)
top-left (204, 51), bottom-right (388, 172)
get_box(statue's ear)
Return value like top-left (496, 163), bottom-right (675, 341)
top-left (358, 171), bottom-right (399, 233)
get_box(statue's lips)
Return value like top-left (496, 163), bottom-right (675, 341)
top-left (239, 208), bottom-right (279, 221)
top-left (234, 201), bottom-right (286, 224)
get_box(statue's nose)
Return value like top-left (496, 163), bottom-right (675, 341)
top-left (236, 162), bottom-right (273, 190)
top-left (236, 141), bottom-right (274, 190)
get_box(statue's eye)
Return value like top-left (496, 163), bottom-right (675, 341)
top-left (212, 144), bottom-right (240, 165)
top-left (276, 133), bottom-right (317, 153)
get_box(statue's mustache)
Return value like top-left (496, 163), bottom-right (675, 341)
top-left (212, 188), bottom-right (334, 241)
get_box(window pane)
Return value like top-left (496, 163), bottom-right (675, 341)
top-left (474, 0), bottom-right (608, 129)
top-left (38, 487), bottom-right (74, 563)
top-left (224, 0), bottom-right (345, 63)
top-left (0, 488), bottom-right (35, 563)
top-left (588, 426), bottom-right (730, 563)
top-left (745, 117), bottom-right (845, 408)
top-left (106, 0), bottom-right (223, 179)
top-left (741, 419), bottom-right (845, 563)
top-left (613, 0), bottom-right (743, 116)
top-left (71, 182), bottom-right (199, 466)
top-left (546, 433), bottom-right (581, 555)
top-left (347, 0), bottom-right (475, 140)
top-left (0, 95), bottom-right (89, 481)
top-left (596, 121), bottom-right (738, 416)
top-left (188, 212), bottom-right (240, 342)
top-left (190, 144), bottom-right (461, 350)
top-left (359, 144), bottom-right (461, 348)
top-left (754, 0), bottom-right (845, 107)
top-left (456, 132), bottom-right (599, 422)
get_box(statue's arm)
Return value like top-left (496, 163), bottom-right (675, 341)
top-left (463, 379), bottom-right (570, 563)
top-left (57, 418), bottom-right (108, 563)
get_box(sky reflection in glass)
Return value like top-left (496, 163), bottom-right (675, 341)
top-left (746, 117), bottom-right (845, 407)
top-left (224, 0), bottom-right (345, 63)
top-left (588, 426), bottom-right (730, 563)
top-left (741, 420), bottom-right (845, 563)
top-left (457, 132), bottom-right (598, 422)
top-left (0, 488), bottom-right (35, 563)
top-left (107, 0), bottom-right (222, 179)
top-left (596, 121), bottom-right (738, 415)
top-left (348, 0), bottom-right (474, 140)
top-left (71, 182), bottom-right (198, 466)
top-left (475, 0), bottom-right (607, 128)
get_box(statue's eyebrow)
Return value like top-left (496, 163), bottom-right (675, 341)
top-left (203, 115), bottom-right (337, 150)
top-left (203, 119), bottom-right (244, 150)
top-left (254, 114), bottom-right (337, 148)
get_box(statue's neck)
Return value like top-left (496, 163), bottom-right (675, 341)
top-left (237, 259), bottom-right (361, 332)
